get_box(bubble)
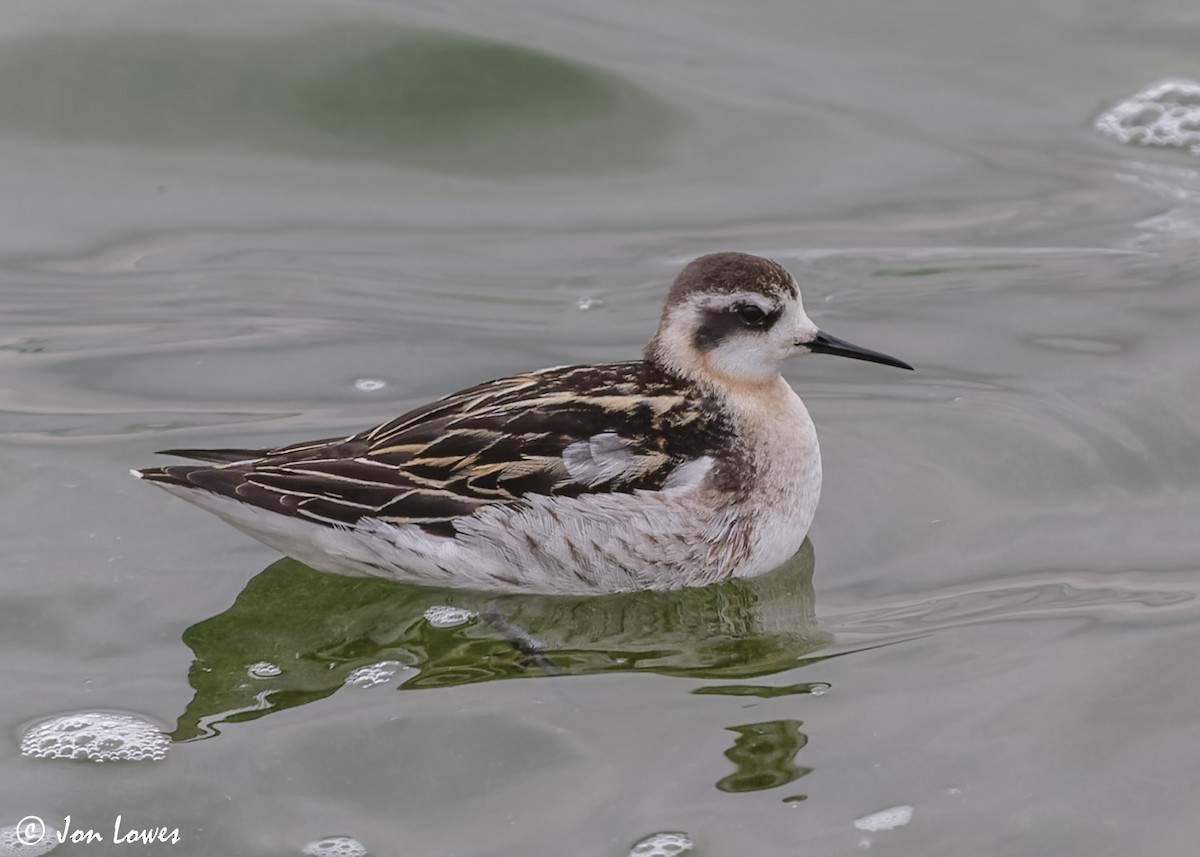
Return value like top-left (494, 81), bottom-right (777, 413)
top-left (853, 805), bottom-right (914, 832)
top-left (423, 605), bottom-right (476, 628)
top-left (0, 821), bottom-right (60, 856)
top-left (628, 832), bottom-right (694, 856)
top-left (576, 297), bottom-right (605, 310)
top-left (247, 661), bottom-right (282, 679)
top-left (1095, 79), bottom-right (1200, 156)
top-left (345, 661), bottom-right (406, 688)
top-left (20, 712), bottom-right (170, 763)
top-left (301, 836), bottom-right (369, 857)
top-left (354, 379), bottom-right (386, 392)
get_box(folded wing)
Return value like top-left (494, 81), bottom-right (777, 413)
top-left (138, 362), bottom-right (728, 536)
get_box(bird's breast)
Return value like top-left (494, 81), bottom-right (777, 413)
top-left (718, 378), bottom-right (822, 576)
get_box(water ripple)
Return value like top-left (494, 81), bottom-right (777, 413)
top-left (0, 24), bottom-right (676, 176)
top-left (825, 569), bottom-right (1198, 641)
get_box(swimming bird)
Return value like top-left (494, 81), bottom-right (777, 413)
top-left (136, 252), bottom-right (911, 594)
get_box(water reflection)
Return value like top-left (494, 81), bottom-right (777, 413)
top-left (172, 542), bottom-right (830, 741)
top-left (715, 719), bottom-right (812, 793)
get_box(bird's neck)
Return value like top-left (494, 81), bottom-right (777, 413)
top-left (644, 337), bottom-right (784, 398)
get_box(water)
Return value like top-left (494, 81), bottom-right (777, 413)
top-left (2, 0), bottom-right (1199, 854)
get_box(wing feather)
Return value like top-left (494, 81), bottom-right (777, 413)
top-left (138, 361), bottom-right (735, 534)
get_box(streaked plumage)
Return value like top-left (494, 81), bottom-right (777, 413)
top-left (137, 252), bottom-right (911, 594)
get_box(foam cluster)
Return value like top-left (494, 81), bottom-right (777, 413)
top-left (1095, 79), bottom-right (1200, 155)
top-left (628, 832), bottom-right (693, 856)
top-left (422, 605), bottom-right (476, 628)
top-left (20, 712), bottom-right (170, 763)
top-left (345, 661), bottom-right (406, 688)
top-left (0, 822), bottom-right (60, 856)
top-left (246, 661), bottom-right (283, 679)
top-left (301, 836), bottom-right (369, 857)
top-left (853, 805), bottom-right (914, 832)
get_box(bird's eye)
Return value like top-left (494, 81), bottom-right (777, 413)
top-left (734, 304), bottom-right (768, 327)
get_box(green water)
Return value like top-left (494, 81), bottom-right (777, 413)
top-left (0, 25), bottom-right (674, 175)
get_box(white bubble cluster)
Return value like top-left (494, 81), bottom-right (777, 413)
top-left (345, 660), bottom-right (406, 688)
top-left (423, 605), bottom-right (476, 628)
top-left (354, 379), bottom-right (387, 392)
top-left (853, 805), bottom-right (914, 832)
top-left (246, 661), bottom-right (282, 679)
top-left (20, 712), bottom-right (170, 763)
top-left (0, 821), bottom-right (60, 856)
top-left (628, 832), bottom-right (693, 856)
top-left (301, 836), bottom-right (369, 857)
top-left (1095, 79), bottom-right (1200, 156)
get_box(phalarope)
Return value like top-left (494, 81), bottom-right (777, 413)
top-left (136, 252), bottom-right (911, 594)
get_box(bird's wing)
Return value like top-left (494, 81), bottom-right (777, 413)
top-left (139, 362), bottom-right (729, 534)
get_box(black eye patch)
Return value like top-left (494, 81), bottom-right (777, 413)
top-left (692, 304), bottom-right (781, 351)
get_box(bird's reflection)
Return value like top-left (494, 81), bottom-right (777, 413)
top-left (173, 541), bottom-right (830, 742)
top-left (715, 719), bottom-right (812, 793)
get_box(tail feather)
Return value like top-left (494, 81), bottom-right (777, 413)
top-left (154, 447), bottom-right (267, 464)
top-left (132, 464), bottom-right (223, 488)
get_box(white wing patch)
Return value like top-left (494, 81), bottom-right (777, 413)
top-left (662, 456), bottom-right (715, 492)
top-left (562, 431), bottom-right (698, 490)
top-left (562, 432), bottom-right (640, 486)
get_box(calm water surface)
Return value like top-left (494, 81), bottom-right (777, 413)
top-left (2, 0), bottom-right (1198, 854)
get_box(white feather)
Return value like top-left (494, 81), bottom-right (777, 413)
top-left (562, 431), bottom-right (638, 485)
top-left (663, 456), bottom-right (714, 491)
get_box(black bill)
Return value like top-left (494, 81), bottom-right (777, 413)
top-left (807, 330), bottom-right (913, 370)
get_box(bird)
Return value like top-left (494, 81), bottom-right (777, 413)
top-left (135, 252), bottom-right (912, 595)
